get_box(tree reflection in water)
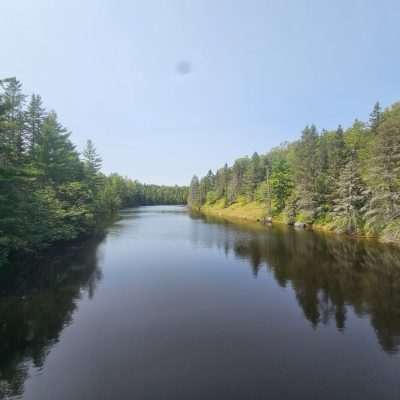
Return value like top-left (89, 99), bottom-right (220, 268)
top-left (192, 213), bottom-right (400, 355)
top-left (1, 213), bottom-right (400, 399)
top-left (0, 236), bottom-right (105, 399)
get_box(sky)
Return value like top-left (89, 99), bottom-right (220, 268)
top-left (1, 0), bottom-right (399, 185)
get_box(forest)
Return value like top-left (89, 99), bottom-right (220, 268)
top-left (0, 78), bottom-right (187, 267)
top-left (188, 101), bottom-right (400, 243)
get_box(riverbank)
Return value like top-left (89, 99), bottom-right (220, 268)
top-left (197, 200), bottom-right (400, 245)
top-left (0, 213), bottom-right (117, 270)
top-left (200, 199), bottom-right (266, 222)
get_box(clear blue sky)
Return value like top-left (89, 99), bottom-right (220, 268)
top-left (1, 1), bottom-right (399, 185)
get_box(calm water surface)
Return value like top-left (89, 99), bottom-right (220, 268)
top-left (1, 205), bottom-right (400, 399)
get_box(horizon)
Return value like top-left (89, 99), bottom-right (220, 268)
top-left (1, 0), bottom-right (399, 185)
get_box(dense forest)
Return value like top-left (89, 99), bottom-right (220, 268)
top-left (0, 78), bottom-right (187, 267)
top-left (188, 101), bottom-right (400, 242)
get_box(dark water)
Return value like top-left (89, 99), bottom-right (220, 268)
top-left (1, 206), bottom-right (400, 400)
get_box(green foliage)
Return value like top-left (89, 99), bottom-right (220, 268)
top-left (293, 125), bottom-right (321, 220)
top-left (282, 192), bottom-right (299, 225)
top-left (188, 175), bottom-right (201, 208)
top-left (364, 103), bottom-right (400, 234)
top-left (0, 78), bottom-right (188, 267)
top-left (25, 94), bottom-right (46, 153)
top-left (369, 101), bottom-right (382, 134)
top-left (35, 112), bottom-right (82, 184)
top-left (330, 151), bottom-right (367, 234)
top-left (206, 190), bottom-right (219, 204)
top-left (190, 100), bottom-right (400, 242)
top-left (270, 158), bottom-right (293, 212)
top-left (83, 139), bottom-right (103, 192)
top-left (254, 180), bottom-right (273, 216)
top-left (199, 170), bottom-right (215, 204)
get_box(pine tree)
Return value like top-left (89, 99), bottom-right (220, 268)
top-left (329, 125), bottom-right (347, 178)
top-left (0, 78), bottom-right (26, 164)
top-left (332, 150), bottom-right (366, 234)
top-left (0, 77), bottom-right (190, 267)
top-left (258, 179), bottom-right (273, 217)
top-left (242, 152), bottom-right (264, 201)
top-left (83, 139), bottom-right (103, 192)
top-left (242, 160), bottom-right (257, 201)
top-left (83, 140), bottom-right (102, 175)
top-left (226, 158), bottom-right (248, 203)
top-left (25, 94), bottom-right (46, 154)
top-left (35, 111), bottom-right (81, 184)
top-left (294, 125), bottom-right (320, 222)
top-left (369, 101), bottom-right (382, 134)
top-left (317, 125), bottom-right (348, 214)
top-left (199, 170), bottom-right (214, 204)
top-left (0, 80), bottom-right (38, 261)
top-left (226, 172), bottom-right (240, 204)
top-left (188, 175), bottom-right (201, 209)
top-left (214, 163), bottom-right (229, 199)
top-left (270, 158), bottom-right (293, 212)
top-left (365, 103), bottom-right (400, 233)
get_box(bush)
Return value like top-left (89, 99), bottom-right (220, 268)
top-left (206, 191), bottom-right (219, 204)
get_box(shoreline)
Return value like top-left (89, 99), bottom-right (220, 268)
top-left (195, 203), bottom-right (399, 246)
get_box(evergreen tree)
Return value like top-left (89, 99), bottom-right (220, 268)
top-left (0, 78), bottom-right (26, 164)
top-left (270, 159), bottom-right (293, 212)
top-left (329, 125), bottom-right (347, 178)
top-left (243, 160), bottom-right (257, 201)
top-left (188, 175), bottom-right (201, 209)
top-left (83, 139), bottom-right (101, 177)
top-left (369, 101), bottom-right (382, 134)
top-left (35, 111), bottom-right (82, 184)
top-left (0, 78), bottom-right (189, 267)
top-left (199, 170), bottom-right (214, 203)
top-left (83, 140), bottom-right (102, 174)
top-left (365, 103), bottom-right (400, 234)
top-left (214, 163), bottom-right (229, 199)
top-left (331, 150), bottom-right (366, 234)
top-left (25, 94), bottom-right (46, 154)
top-left (226, 171), bottom-right (240, 204)
top-left (0, 78), bottom-right (33, 263)
top-left (187, 99), bottom-right (400, 241)
top-left (243, 152), bottom-right (264, 201)
top-left (294, 125), bottom-right (320, 222)
top-left (234, 158), bottom-right (249, 197)
top-left (256, 180), bottom-right (273, 217)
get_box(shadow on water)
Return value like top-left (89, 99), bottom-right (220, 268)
top-left (190, 212), bottom-right (400, 355)
top-left (0, 235), bottom-right (105, 399)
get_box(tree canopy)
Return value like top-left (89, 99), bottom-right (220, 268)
top-left (188, 101), bottom-right (400, 242)
top-left (0, 78), bottom-right (188, 267)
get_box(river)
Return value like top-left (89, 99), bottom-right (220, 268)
top-left (1, 205), bottom-right (399, 399)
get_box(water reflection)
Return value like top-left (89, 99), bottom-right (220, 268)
top-left (1, 208), bottom-right (400, 400)
top-left (192, 213), bottom-right (400, 355)
top-left (0, 236), bottom-right (105, 399)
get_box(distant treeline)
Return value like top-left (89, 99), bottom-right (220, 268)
top-left (0, 78), bottom-right (187, 266)
top-left (188, 101), bottom-right (400, 242)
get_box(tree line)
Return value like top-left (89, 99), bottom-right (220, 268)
top-left (188, 100), bottom-right (400, 242)
top-left (0, 78), bottom-right (187, 266)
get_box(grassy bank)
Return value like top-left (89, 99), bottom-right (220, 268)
top-left (198, 199), bottom-right (400, 245)
top-left (200, 199), bottom-right (267, 223)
